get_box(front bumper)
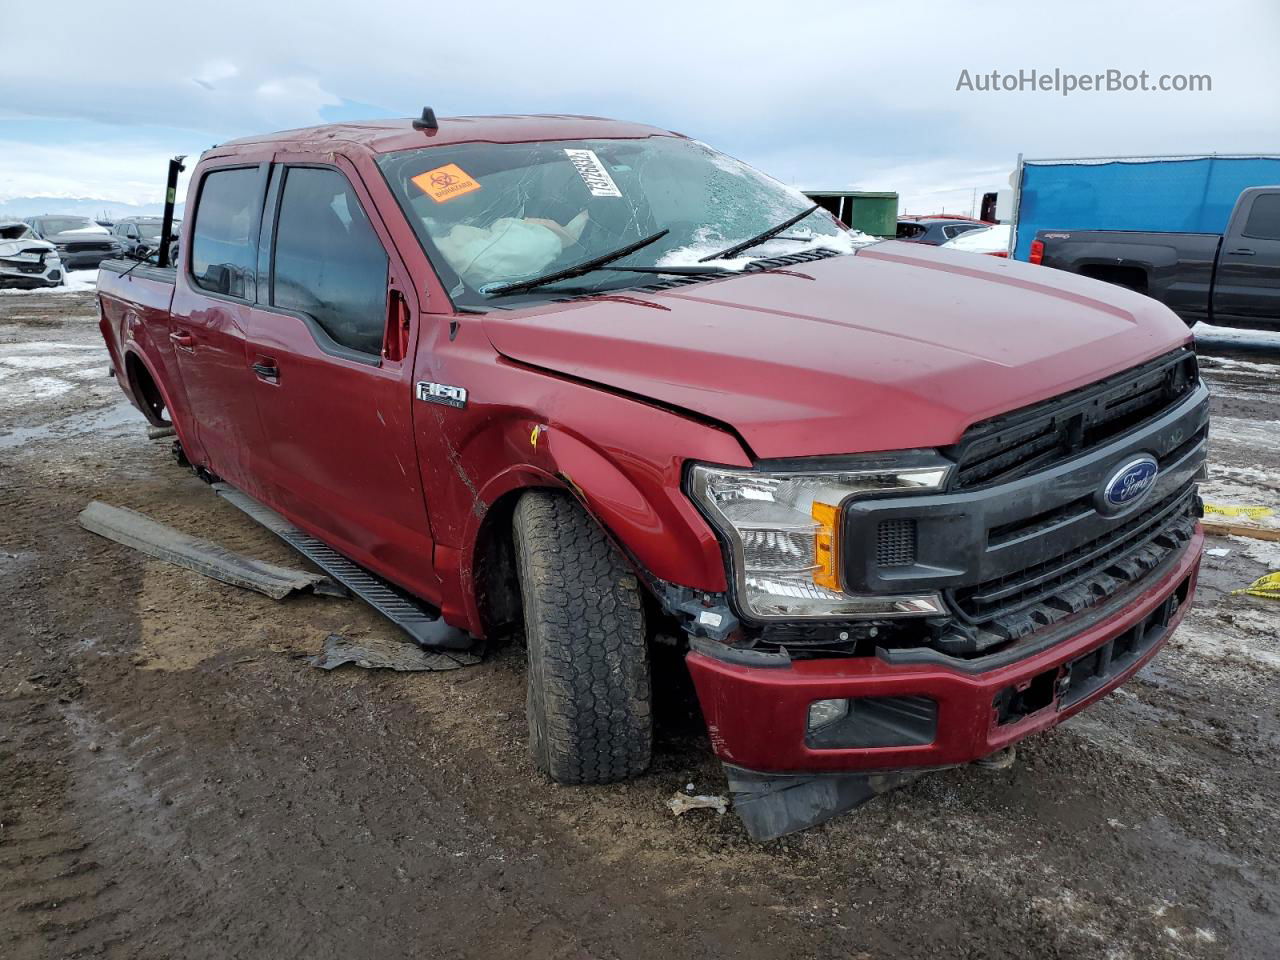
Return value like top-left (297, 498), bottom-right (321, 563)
top-left (687, 528), bottom-right (1201, 775)
top-left (0, 258), bottom-right (63, 288)
top-left (58, 249), bottom-right (112, 269)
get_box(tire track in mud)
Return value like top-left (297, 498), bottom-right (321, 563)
top-left (0, 698), bottom-right (122, 960)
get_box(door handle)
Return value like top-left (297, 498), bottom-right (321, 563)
top-left (170, 331), bottom-right (194, 350)
top-left (1227, 248), bottom-right (1256, 256)
top-left (252, 361), bottom-right (280, 382)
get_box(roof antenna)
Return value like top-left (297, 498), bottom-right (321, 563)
top-left (412, 107), bottom-right (439, 131)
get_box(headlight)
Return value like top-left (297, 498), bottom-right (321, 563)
top-left (688, 457), bottom-right (950, 620)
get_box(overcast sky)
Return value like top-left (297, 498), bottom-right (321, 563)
top-left (1, 0), bottom-right (1277, 215)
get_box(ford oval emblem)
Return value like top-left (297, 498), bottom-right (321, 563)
top-left (1099, 455), bottom-right (1159, 514)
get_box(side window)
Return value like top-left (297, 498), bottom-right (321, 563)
top-left (1242, 194), bottom-right (1280, 241)
top-left (271, 167), bottom-right (388, 356)
top-left (191, 167), bottom-right (260, 299)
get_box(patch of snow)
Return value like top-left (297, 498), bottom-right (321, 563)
top-left (656, 225), bottom-right (876, 272)
top-left (66, 365), bottom-right (110, 381)
top-left (1194, 322), bottom-right (1280, 347)
top-left (1208, 463), bottom-right (1280, 491)
top-left (1226, 535), bottom-right (1280, 568)
top-left (0, 340), bottom-right (103, 353)
top-left (1198, 355), bottom-right (1280, 375)
top-left (0, 375), bottom-right (74, 406)
top-left (0, 354), bottom-right (89, 370)
top-left (1209, 416), bottom-right (1280, 450)
top-left (0, 269), bottom-right (98, 295)
top-left (942, 224), bottom-right (1011, 254)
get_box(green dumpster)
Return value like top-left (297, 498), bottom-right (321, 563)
top-left (803, 190), bottom-right (899, 238)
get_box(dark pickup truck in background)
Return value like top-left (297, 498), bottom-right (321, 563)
top-left (1030, 186), bottom-right (1280, 331)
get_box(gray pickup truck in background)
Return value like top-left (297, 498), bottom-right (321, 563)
top-left (1031, 186), bottom-right (1280, 331)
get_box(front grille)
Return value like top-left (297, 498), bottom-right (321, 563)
top-left (876, 518), bottom-right (917, 567)
top-left (949, 484), bottom-right (1199, 641)
top-left (947, 348), bottom-right (1198, 490)
top-left (64, 242), bottom-right (112, 253)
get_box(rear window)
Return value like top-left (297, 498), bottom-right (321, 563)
top-left (1242, 193), bottom-right (1280, 241)
top-left (191, 167), bottom-right (260, 299)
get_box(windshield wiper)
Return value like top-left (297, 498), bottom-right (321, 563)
top-left (697, 204), bottom-right (821, 263)
top-left (483, 229), bottom-right (669, 298)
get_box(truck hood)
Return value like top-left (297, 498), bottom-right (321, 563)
top-left (481, 241), bottom-right (1193, 460)
top-left (47, 229), bottom-right (113, 244)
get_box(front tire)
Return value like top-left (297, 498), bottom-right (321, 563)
top-left (513, 491), bottom-right (652, 784)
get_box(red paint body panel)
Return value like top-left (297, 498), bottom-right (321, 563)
top-left (95, 115), bottom-right (1204, 779)
top-left (483, 243), bottom-right (1192, 459)
top-left (686, 531), bottom-right (1201, 773)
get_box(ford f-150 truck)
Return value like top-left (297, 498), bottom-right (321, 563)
top-left (96, 113), bottom-right (1208, 839)
top-left (1031, 186), bottom-right (1280, 331)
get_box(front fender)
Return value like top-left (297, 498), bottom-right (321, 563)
top-left (445, 419), bottom-right (738, 638)
top-left (538, 425), bottom-right (726, 588)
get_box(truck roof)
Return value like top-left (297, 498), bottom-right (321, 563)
top-left (215, 115), bottom-right (678, 156)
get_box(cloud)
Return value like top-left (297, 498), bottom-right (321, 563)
top-left (0, 139), bottom-right (194, 206)
top-left (0, 0), bottom-right (1276, 208)
top-left (192, 60), bottom-right (239, 91)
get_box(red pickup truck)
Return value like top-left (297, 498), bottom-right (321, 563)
top-left (97, 113), bottom-right (1208, 839)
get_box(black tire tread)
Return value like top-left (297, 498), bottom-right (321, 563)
top-left (514, 491), bottom-right (651, 784)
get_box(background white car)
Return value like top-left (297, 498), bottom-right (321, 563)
top-left (0, 220), bottom-right (63, 289)
top-left (940, 223), bottom-right (1011, 257)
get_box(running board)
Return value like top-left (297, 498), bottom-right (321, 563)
top-left (213, 484), bottom-right (472, 651)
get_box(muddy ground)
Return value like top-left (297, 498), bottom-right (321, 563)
top-left (1, 287), bottom-right (1278, 960)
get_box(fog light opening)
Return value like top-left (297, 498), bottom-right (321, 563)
top-left (807, 698), bottom-right (849, 731)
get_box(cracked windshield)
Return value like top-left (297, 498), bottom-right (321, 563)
top-left (378, 136), bottom-right (861, 306)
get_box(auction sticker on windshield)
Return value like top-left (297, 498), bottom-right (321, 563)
top-left (564, 149), bottom-right (622, 197)
top-left (412, 164), bottom-right (482, 203)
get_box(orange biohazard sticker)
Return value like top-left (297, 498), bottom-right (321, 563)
top-left (412, 163), bottom-right (481, 203)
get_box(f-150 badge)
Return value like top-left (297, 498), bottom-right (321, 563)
top-left (416, 381), bottom-right (468, 409)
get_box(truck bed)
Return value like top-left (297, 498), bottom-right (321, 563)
top-left (96, 259), bottom-right (179, 419)
top-left (99, 257), bottom-right (177, 288)
top-left (1034, 229), bottom-right (1221, 326)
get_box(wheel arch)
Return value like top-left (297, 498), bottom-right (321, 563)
top-left (458, 425), bottom-right (727, 638)
top-left (120, 344), bottom-right (197, 458)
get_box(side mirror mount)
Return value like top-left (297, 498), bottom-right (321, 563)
top-left (204, 264), bottom-right (232, 294)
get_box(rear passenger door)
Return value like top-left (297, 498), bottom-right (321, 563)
top-left (169, 162), bottom-right (272, 487)
top-left (243, 158), bottom-right (437, 598)
top-left (1213, 188), bottom-right (1280, 327)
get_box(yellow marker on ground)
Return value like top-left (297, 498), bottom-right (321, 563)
top-left (1233, 571), bottom-right (1280, 600)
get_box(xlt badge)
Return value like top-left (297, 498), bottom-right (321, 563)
top-left (416, 381), bottom-right (468, 409)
